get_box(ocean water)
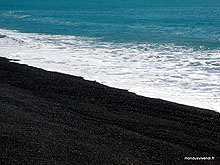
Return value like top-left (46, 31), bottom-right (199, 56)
top-left (0, 0), bottom-right (219, 111)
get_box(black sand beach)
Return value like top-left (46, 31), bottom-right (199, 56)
top-left (0, 57), bottom-right (220, 165)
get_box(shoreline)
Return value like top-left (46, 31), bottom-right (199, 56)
top-left (0, 57), bottom-right (220, 164)
top-left (0, 27), bottom-right (219, 111)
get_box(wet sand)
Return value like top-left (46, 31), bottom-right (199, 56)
top-left (0, 57), bottom-right (219, 164)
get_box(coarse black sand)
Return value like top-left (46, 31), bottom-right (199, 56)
top-left (0, 57), bottom-right (220, 165)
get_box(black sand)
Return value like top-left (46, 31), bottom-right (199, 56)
top-left (0, 57), bottom-right (220, 165)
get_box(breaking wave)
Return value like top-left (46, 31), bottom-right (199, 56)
top-left (0, 28), bottom-right (219, 111)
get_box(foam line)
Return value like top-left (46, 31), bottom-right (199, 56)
top-left (0, 28), bottom-right (219, 111)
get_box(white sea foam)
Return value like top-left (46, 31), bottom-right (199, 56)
top-left (0, 28), bottom-right (219, 112)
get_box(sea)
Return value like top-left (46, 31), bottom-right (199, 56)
top-left (0, 0), bottom-right (219, 112)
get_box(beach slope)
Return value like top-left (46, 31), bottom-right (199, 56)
top-left (0, 57), bottom-right (219, 164)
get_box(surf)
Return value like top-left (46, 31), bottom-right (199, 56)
top-left (0, 28), bottom-right (219, 111)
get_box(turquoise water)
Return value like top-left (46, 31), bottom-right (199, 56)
top-left (1, 0), bottom-right (220, 49)
top-left (0, 0), bottom-right (220, 111)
